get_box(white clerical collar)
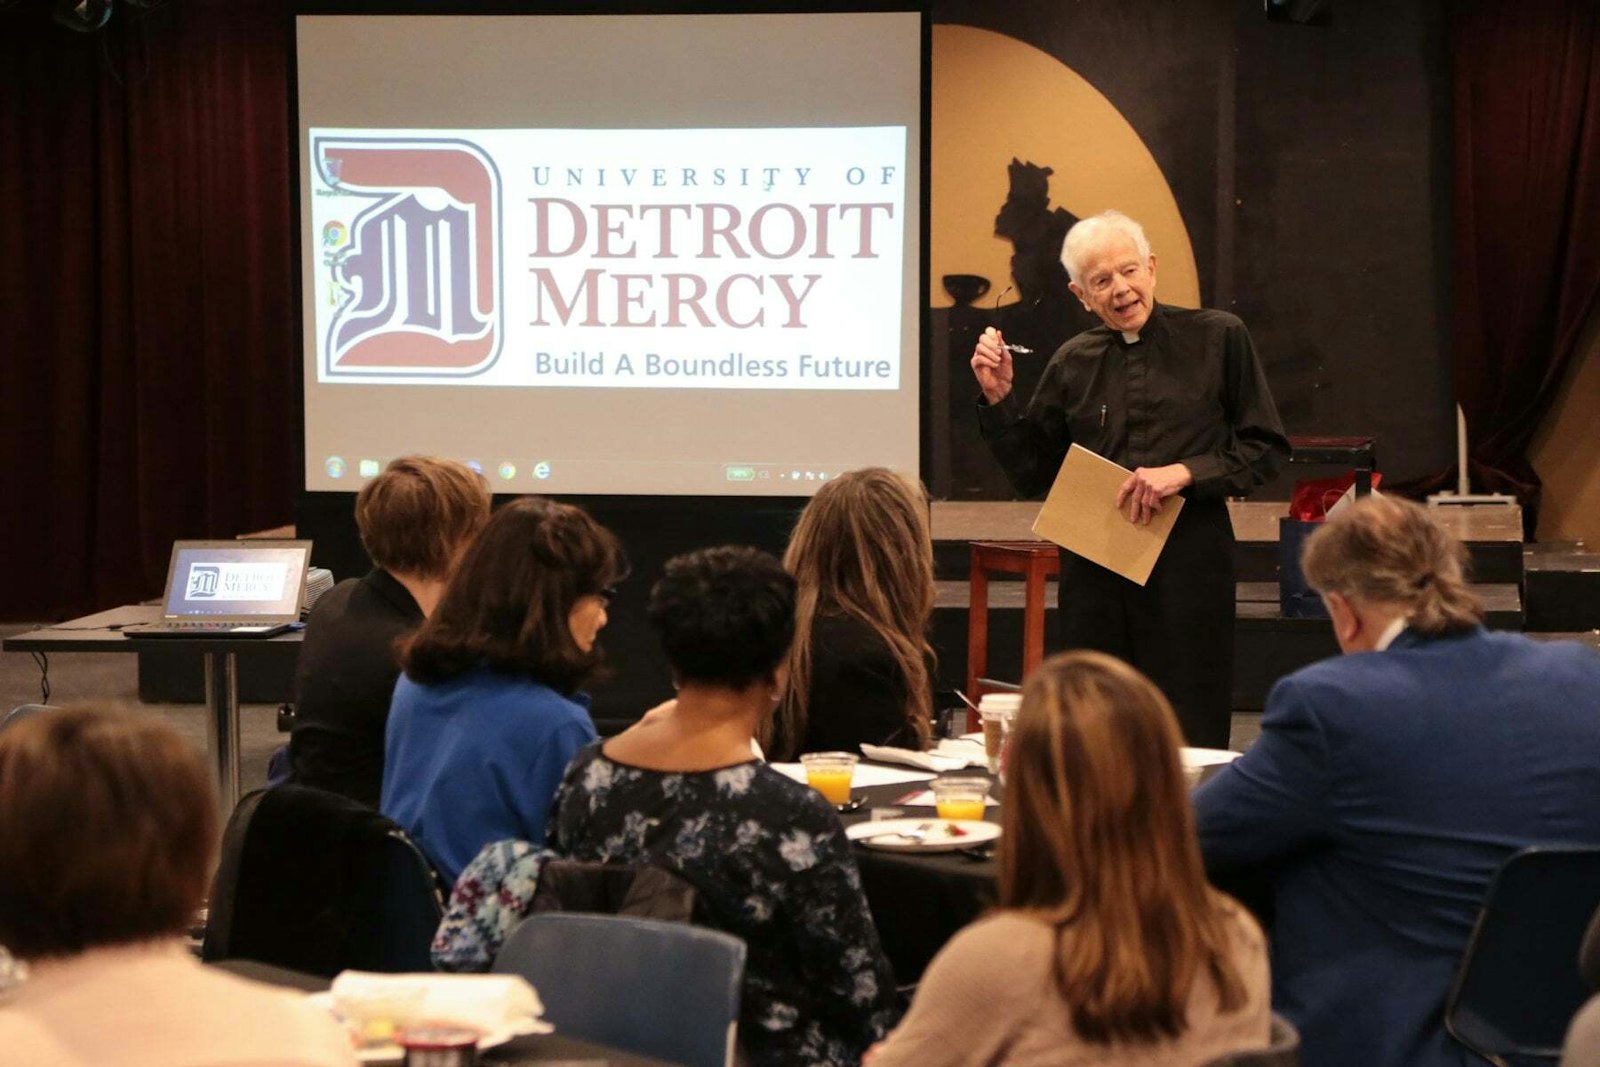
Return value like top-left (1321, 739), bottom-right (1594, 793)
top-left (1121, 330), bottom-right (1141, 344)
top-left (1374, 616), bottom-right (1408, 651)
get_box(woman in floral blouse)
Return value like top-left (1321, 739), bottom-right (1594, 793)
top-left (434, 546), bottom-right (899, 1067)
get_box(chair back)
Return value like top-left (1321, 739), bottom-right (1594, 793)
top-left (1445, 845), bottom-right (1600, 1060)
top-left (1, 704), bottom-right (56, 732)
top-left (493, 912), bottom-right (745, 1067)
top-left (202, 785), bottom-right (442, 977)
top-left (1202, 1012), bottom-right (1301, 1066)
top-left (529, 859), bottom-right (699, 922)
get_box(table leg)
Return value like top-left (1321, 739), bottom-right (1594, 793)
top-left (203, 651), bottom-right (242, 813)
top-left (1022, 563), bottom-right (1046, 679)
top-left (966, 559), bottom-right (990, 733)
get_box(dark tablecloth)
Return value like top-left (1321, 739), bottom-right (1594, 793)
top-left (841, 778), bottom-right (1001, 983)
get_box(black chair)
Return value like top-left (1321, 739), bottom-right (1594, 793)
top-left (202, 785), bottom-right (442, 978)
top-left (1445, 846), bottom-right (1600, 1064)
top-left (1202, 1012), bottom-right (1301, 1066)
top-left (493, 912), bottom-right (745, 1067)
top-left (528, 859), bottom-right (698, 922)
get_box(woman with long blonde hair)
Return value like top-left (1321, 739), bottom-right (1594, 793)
top-left (869, 652), bottom-right (1269, 1066)
top-left (773, 467), bottom-right (937, 758)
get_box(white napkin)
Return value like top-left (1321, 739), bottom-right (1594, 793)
top-left (859, 738), bottom-right (987, 773)
top-left (329, 971), bottom-right (543, 1034)
top-left (1181, 747), bottom-right (1242, 768)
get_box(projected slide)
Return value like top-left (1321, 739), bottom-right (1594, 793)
top-left (308, 127), bottom-right (906, 389)
top-left (297, 12), bottom-right (921, 496)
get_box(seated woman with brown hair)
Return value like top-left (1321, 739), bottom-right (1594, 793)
top-left (774, 466), bottom-right (937, 757)
top-left (868, 651), bottom-right (1270, 1067)
top-left (380, 495), bottom-right (627, 884)
top-left (0, 707), bottom-right (355, 1066)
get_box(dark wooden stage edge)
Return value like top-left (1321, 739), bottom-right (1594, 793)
top-left (929, 500), bottom-right (1551, 712)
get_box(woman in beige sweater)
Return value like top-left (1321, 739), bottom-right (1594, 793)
top-left (0, 707), bottom-right (354, 1067)
top-left (868, 652), bottom-right (1270, 1067)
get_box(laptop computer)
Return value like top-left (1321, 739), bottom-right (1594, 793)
top-left (124, 540), bottom-right (313, 638)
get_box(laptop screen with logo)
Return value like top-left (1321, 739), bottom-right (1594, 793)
top-left (161, 541), bottom-right (312, 621)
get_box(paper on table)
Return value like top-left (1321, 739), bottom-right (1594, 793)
top-left (769, 762), bottom-right (935, 788)
top-left (1181, 746), bottom-right (1242, 768)
top-left (327, 972), bottom-right (544, 1034)
top-left (1032, 444), bottom-right (1185, 586)
top-left (859, 739), bottom-right (987, 773)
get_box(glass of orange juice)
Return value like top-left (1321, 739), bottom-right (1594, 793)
top-left (931, 776), bottom-right (992, 822)
top-left (800, 752), bottom-right (858, 806)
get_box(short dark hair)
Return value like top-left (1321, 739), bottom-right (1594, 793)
top-left (0, 707), bottom-right (216, 959)
top-left (401, 496), bottom-right (628, 693)
top-left (355, 456), bottom-right (491, 579)
top-left (648, 546), bottom-right (796, 690)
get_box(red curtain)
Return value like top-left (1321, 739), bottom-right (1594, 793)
top-left (0, 0), bottom-right (296, 620)
top-left (1446, 0), bottom-right (1600, 529)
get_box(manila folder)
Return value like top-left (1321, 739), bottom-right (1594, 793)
top-left (1030, 444), bottom-right (1184, 587)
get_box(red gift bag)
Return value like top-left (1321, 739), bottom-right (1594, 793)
top-left (1281, 471), bottom-right (1383, 617)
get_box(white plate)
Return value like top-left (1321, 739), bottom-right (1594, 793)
top-left (306, 991), bottom-right (552, 1064)
top-left (846, 818), bottom-right (1001, 853)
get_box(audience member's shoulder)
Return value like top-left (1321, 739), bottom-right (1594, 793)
top-left (934, 912), bottom-right (1056, 977)
top-left (562, 739), bottom-right (606, 780)
top-left (1511, 631), bottom-right (1600, 674)
top-left (752, 762), bottom-right (844, 819)
top-left (200, 964), bottom-right (357, 1063)
top-left (1215, 892), bottom-right (1269, 955)
top-left (312, 576), bottom-right (361, 611)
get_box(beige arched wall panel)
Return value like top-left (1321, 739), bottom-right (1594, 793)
top-left (1530, 305), bottom-right (1600, 545)
top-left (931, 24), bottom-right (1199, 310)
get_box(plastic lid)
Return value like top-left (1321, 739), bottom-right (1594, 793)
top-left (977, 693), bottom-right (1022, 711)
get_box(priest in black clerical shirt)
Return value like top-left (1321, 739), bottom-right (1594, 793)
top-left (971, 209), bottom-right (1289, 747)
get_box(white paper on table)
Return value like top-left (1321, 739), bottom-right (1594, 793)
top-left (769, 761), bottom-right (935, 788)
top-left (327, 972), bottom-right (544, 1033)
top-left (894, 790), bottom-right (1000, 808)
top-left (1181, 747), bottom-right (1242, 768)
top-left (859, 738), bottom-right (987, 773)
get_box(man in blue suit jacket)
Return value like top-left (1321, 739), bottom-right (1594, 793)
top-left (1193, 495), bottom-right (1600, 1067)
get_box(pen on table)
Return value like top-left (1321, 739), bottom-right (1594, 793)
top-left (892, 788), bottom-right (930, 805)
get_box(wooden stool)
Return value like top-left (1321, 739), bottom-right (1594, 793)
top-left (965, 540), bottom-right (1060, 730)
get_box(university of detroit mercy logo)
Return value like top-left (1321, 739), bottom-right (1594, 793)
top-left (315, 137), bottom-right (503, 378)
top-left (186, 565), bottom-right (221, 599)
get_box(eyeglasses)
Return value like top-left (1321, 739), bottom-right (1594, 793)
top-left (595, 585), bottom-right (619, 605)
top-left (991, 285), bottom-right (1034, 355)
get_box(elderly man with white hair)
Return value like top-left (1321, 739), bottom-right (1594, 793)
top-left (971, 209), bottom-right (1289, 747)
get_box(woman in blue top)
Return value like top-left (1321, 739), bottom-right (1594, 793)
top-left (380, 496), bottom-right (627, 884)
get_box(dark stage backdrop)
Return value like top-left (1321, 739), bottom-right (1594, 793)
top-left (1, 0), bottom-right (298, 621)
top-left (4, 0), bottom-right (1592, 627)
